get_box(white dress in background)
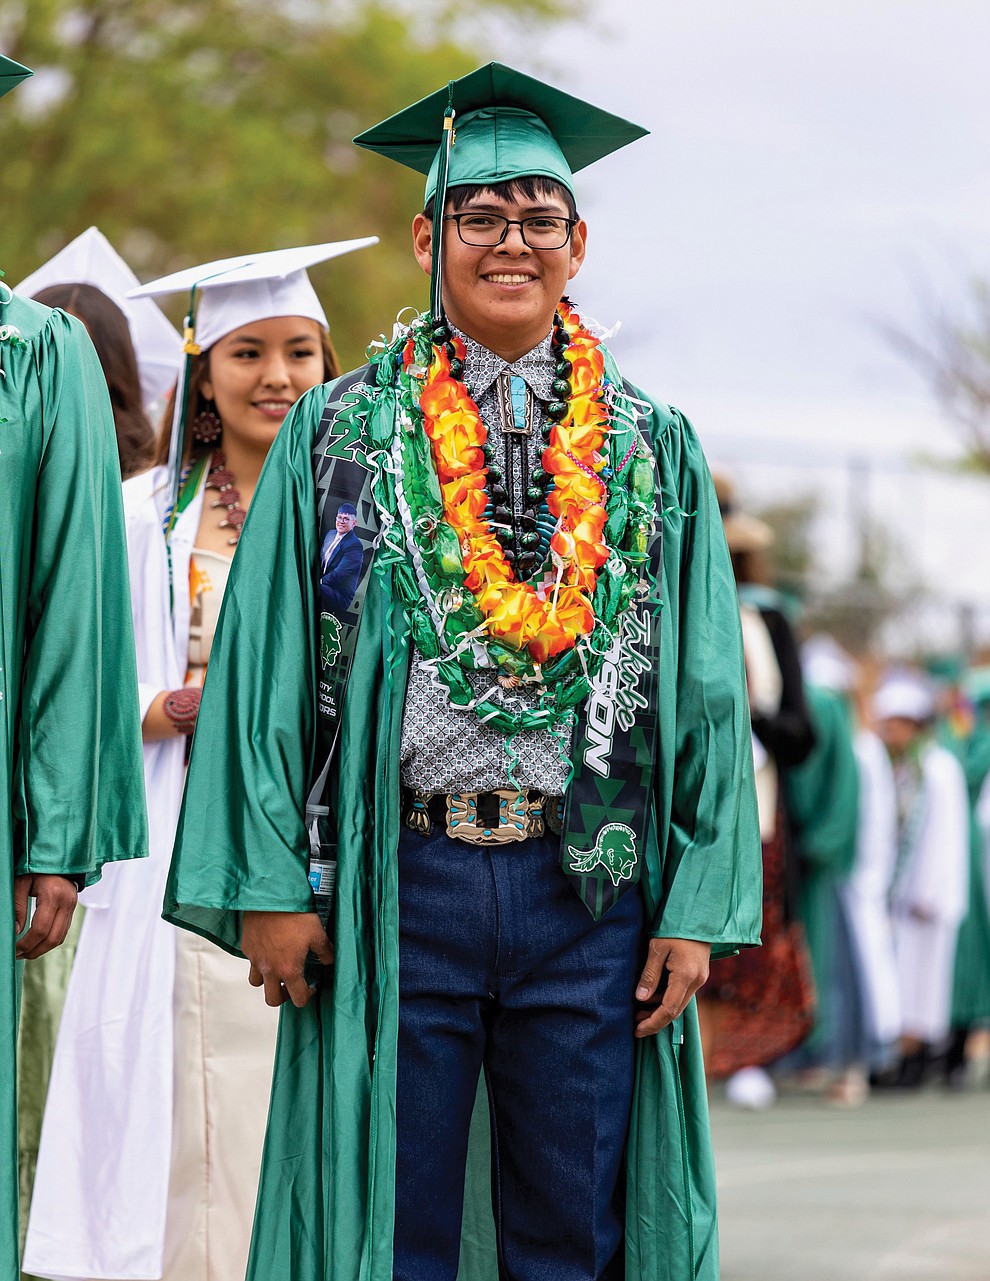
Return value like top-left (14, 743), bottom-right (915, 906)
top-left (840, 729), bottom-right (901, 1047)
top-left (25, 466), bottom-right (279, 1281)
top-left (890, 740), bottom-right (970, 1044)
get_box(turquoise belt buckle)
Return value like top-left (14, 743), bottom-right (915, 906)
top-left (445, 789), bottom-right (544, 844)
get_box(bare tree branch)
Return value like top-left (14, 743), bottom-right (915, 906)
top-left (879, 278), bottom-right (990, 471)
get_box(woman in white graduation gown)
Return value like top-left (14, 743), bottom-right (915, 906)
top-left (874, 673), bottom-right (970, 1086)
top-left (25, 240), bottom-right (375, 1281)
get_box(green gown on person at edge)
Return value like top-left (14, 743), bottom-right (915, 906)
top-left (164, 353), bottom-right (764, 1281)
top-left (0, 291), bottom-right (148, 1277)
top-left (787, 684), bottom-right (860, 1054)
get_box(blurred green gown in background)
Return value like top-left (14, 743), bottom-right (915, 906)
top-left (787, 683), bottom-right (860, 1054)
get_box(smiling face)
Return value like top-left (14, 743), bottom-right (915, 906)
top-left (200, 315), bottom-right (326, 453)
top-left (335, 510), bottom-right (357, 534)
top-left (412, 182), bottom-right (587, 362)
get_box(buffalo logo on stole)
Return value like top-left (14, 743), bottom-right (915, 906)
top-left (320, 612), bottom-right (343, 668)
top-left (565, 823), bottom-right (639, 887)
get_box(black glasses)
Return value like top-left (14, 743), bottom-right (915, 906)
top-left (443, 212), bottom-right (577, 250)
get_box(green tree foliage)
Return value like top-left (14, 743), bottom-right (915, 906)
top-left (1, 0), bottom-right (579, 369)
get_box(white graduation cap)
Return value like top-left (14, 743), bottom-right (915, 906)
top-left (14, 226), bottom-right (182, 407)
top-left (129, 238), bottom-right (378, 351)
top-left (872, 671), bottom-right (936, 724)
top-left (128, 237), bottom-right (378, 508)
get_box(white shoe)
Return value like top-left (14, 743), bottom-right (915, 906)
top-left (725, 1066), bottom-right (777, 1110)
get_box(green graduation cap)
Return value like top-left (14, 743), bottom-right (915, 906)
top-left (0, 53), bottom-right (32, 99)
top-left (354, 62), bottom-right (648, 320)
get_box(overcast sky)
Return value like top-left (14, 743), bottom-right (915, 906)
top-left (510, 1), bottom-right (990, 644)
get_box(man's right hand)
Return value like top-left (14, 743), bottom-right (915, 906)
top-left (241, 910), bottom-right (334, 1008)
top-left (14, 874), bottom-right (78, 960)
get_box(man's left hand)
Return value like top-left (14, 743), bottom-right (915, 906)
top-left (14, 874), bottom-right (79, 960)
top-left (634, 937), bottom-right (711, 1038)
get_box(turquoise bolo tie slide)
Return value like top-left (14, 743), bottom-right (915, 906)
top-left (497, 372), bottom-right (533, 436)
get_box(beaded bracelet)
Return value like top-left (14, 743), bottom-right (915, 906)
top-left (163, 687), bottom-right (202, 736)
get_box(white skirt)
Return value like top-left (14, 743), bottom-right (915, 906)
top-left (159, 930), bottom-right (279, 1281)
top-left (892, 913), bottom-right (959, 1043)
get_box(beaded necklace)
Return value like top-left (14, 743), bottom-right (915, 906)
top-left (205, 450), bottom-right (248, 545)
top-left (411, 301), bottom-right (611, 662)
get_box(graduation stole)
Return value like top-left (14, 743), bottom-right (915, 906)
top-left (561, 512), bottom-right (663, 917)
top-left (310, 369), bottom-right (382, 763)
top-left (310, 333), bottom-right (665, 921)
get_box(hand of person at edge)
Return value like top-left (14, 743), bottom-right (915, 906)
top-left (14, 874), bottom-right (78, 960)
top-left (242, 910), bottom-right (334, 1009)
top-left (634, 937), bottom-right (711, 1038)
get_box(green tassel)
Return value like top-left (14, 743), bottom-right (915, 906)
top-left (430, 81), bottom-right (456, 324)
top-left (167, 283), bottom-right (200, 511)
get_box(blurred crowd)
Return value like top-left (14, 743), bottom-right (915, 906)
top-left (700, 476), bottom-right (990, 1108)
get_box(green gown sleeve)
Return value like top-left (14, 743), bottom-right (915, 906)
top-left (163, 383), bottom-right (328, 955)
top-left (15, 310), bottom-right (147, 885)
top-left (646, 405), bottom-right (763, 956)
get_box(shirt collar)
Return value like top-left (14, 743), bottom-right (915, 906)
top-left (452, 325), bottom-right (556, 402)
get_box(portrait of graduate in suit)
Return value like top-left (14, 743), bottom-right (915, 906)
top-left (320, 502), bottom-right (363, 618)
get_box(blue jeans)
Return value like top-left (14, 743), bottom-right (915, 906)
top-left (394, 826), bottom-right (645, 1281)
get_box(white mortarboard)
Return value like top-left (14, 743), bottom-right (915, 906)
top-left (129, 239), bottom-right (378, 351)
top-left (14, 226), bottom-right (182, 407)
top-left (128, 238), bottom-right (378, 509)
top-left (802, 634), bottom-right (856, 694)
top-left (872, 671), bottom-right (936, 724)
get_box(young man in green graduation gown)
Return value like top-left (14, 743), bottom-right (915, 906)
top-left (166, 65), bottom-right (762, 1281)
top-left (1, 54), bottom-right (148, 1277)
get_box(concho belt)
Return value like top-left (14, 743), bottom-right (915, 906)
top-left (402, 787), bottom-right (564, 844)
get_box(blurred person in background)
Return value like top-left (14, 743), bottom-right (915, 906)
top-left (944, 666), bottom-right (990, 1088)
top-left (14, 228), bottom-right (180, 1274)
top-left (24, 241), bottom-right (374, 1281)
top-left (32, 284), bottom-right (155, 477)
top-left (1, 55), bottom-right (148, 1281)
top-left (16, 224), bottom-right (184, 476)
top-left (699, 475), bottom-right (816, 1109)
top-left (976, 687), bottom-right (990, 1082)
top-left (873, 672), bottom-right (969, 1088)
top-left (793, 637), bottom-right (901, 1106)
top-left (783, 635), bottom-right (860, 1089)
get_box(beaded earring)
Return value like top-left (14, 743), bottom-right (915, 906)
top-left (192, 400), bottom-right (222, 445)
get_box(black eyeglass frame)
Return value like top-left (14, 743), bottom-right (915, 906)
top-left (442, 213), bottom-right (579, 249)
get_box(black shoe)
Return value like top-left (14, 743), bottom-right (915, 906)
top-left (869, 1065), bottom-right (899, 1090)
top-left (941, 1027), bottom-right (969, 1088)
top-left (893, 1045), bottom-right (930, 1089)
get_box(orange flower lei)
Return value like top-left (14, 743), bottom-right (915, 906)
top-left (403, 303), bottom-right (611, 664)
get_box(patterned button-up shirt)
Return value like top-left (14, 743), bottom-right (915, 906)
top-left (399, 326), bottom-right (575, 795)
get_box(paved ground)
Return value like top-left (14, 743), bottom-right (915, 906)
top-left (711, 1087), bottom-right (990, 1281)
